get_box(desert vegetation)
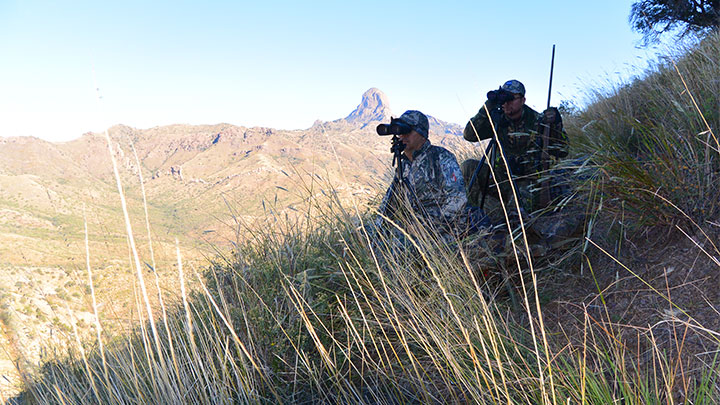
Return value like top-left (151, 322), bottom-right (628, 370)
top-left (5, 33), bottom-right (720, 405)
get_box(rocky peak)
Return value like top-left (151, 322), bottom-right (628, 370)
top-left (344, 88), bottom-right (392, 126)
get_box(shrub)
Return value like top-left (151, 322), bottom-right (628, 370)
top-left (570, 32), bottom-right (720, 232)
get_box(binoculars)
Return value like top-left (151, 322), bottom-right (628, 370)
top-left (487, 87), bottom-right (516, 105)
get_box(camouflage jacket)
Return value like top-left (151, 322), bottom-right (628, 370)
top-left (378, 140), bottom-right (468, 237)
top-left (463, 100), bottom-right (568, 178)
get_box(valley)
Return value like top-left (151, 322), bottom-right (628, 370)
top-left (0, 88), bottom-right (464, 396)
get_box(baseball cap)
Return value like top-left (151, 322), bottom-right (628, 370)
top-left (397, 110), bottom-right (429, 138)
top-left (501, 80), bottom-right (525, 96)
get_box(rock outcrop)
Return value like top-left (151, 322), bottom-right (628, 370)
top-left (344, 88), bottom-right (393, 126)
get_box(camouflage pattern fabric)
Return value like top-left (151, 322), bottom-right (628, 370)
top-left (463, 102), bottom-right (568, 176)
top-left (376, 139), bottom-right (468, 244)
top-left (462, 100), bottom-right (569, 213)
top-left (460, 157), bottom-right (533, 222)
top-left (501, 79), bottom-right (525, 95)
top-left (397, 110), bottom-right (429, 138)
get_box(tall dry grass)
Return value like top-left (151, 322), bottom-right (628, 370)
top-left (11, 169), bottom-right (720, 403)
top-left (570, 33), bottom-right (720, 232)
top-left (10, 34), bottom-right (720, 404)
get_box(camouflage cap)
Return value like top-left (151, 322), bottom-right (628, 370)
top-left (397, 110), bottom-right (429, 138)
top-left (501, 79), bottom-right (525, 96)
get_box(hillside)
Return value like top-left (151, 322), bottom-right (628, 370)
top-left (0, 88), bottom-right (465, 397)
top-left (0, 87), bottom-right (463, 267)
top-left (5, 33), bottom-right (720, 402)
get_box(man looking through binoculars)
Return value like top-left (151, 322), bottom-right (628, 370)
top-left (461, 80), bottom-right (568, 225)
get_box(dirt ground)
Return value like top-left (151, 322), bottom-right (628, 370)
top-left (537, 225), bottom-right (720, 400)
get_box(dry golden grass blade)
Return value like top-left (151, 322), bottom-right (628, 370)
top-left (96, 89), bottom-right (165, 383)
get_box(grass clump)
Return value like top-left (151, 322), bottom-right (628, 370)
top-left (12, 186), bottom-right (720, 403)
top-left (570, 32), bottom-right (720, 231)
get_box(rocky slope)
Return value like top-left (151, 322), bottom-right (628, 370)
top-left (0, 88), bottom-right (466, 395)
top-left (0, 88), bottom-right (463, 267)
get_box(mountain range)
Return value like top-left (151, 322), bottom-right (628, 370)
top-left (0, 88), bottom-right (465, 267)
top-left (0, 88), bottom-right (469, 389)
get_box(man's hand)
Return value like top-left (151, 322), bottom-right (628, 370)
top-left (542, 107), bottom-right (560, 125)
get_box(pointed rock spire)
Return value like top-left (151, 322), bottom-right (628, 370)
top-left (344, 88), bottom-right (392, 125)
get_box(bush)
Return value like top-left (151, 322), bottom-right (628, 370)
top-left (570, 32), bottom-right (720, 232)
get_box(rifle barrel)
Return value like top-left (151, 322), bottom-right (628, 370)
top-left (547, 44), bottom-right (555, 110)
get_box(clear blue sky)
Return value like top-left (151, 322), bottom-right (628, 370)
top-left (1, 0), bottom-right (669, 142)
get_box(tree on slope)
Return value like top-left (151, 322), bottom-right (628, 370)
top-left (630, 0), bottom-right (720, 44)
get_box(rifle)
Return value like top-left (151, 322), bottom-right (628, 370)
top-left (537, 44), bottom-right (555, 208)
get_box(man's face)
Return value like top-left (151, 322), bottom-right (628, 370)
top-left (502, 94), bottom-right (525, 120)
top-left (399, 130), bottom-right (426, 159)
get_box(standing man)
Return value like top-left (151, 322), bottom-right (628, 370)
top-left (375, 110), bottom-right (472, 244)
top-left (461, 80), bottom-right (568, 221)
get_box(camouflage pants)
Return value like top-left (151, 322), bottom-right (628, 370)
top-left (460, 158), bottom-right (533, 225)
top-left (461, 158), bottom-right (587, 255)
